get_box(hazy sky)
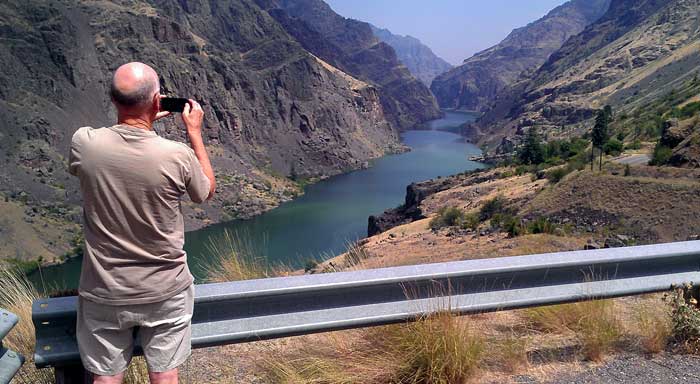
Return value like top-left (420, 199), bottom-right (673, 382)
top-left (325, 0), bottom-right (568, 65)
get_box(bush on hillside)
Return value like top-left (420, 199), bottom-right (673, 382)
top-left (491, 213), bottom-right (524, 237)
top-left (527, 217), bottom-right (556, 235)
top-left (430, 206), bottom-right (466, 230)
top-left (479, 196), bottom-right (507, 221)
top-left (625, 139), bottom-right (642, 150)
top-left (668, 101), bottom-right (700, 120)
top-left (603, 139), bottom-right (624, 155)
top-left (650, 144), bottom-right (673, 165)
top-left (461, 212), bottom-right (480, 231)
top-left (545, 167), bottom-right (571, 183)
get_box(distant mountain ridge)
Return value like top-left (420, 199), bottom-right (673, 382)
top-left (431, 0), bottom-right (611, 112)
top-left (257, 0), bottom-right (442, 130)
top-left (370, 25), bottom-right (453, 86)
top-left (470, 0), bottom-right (700, 151)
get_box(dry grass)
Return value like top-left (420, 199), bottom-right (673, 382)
top-left (343, 240), bottom-right (372, 269)
top-left (204, 229), bottom-right (282, 282)
top-left (0, 267), bottom-right (152, 384)
top-left (633, 304), bottom-right (671, 354)
top-left (488, 333), bottom-right (529, 373)
top-left (263, 312), bottom-right (486, 384)
top-left (123, 357), bottom-right (150, 384)
top-left (524, 300), bottom-right (622, 361)
top-left (0, 267), bottom-right (54, 384)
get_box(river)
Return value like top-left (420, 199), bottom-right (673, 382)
top-left (30, 111), bottom-right (483, 290)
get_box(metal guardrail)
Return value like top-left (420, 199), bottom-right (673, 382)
top-left (33, 241), bottom-right (700, 379)
top-left (0, 309), bottom-right (24, 384)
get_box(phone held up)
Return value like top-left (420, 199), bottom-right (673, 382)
top-left (160, 97), bottom-right (189, 113)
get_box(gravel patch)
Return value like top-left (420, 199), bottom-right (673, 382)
top-left (547, 353), bottom-right (700, 383)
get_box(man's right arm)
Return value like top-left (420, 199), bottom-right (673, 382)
top-left (182, 99), bottom-right (216, 201)
top-left (69, 127), bottom-right (86, 177)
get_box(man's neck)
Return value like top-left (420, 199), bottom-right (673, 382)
top-left (118, 115), bottom-right (153, 131)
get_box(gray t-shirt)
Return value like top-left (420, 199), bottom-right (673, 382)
top-left (69, 124), bottom-right (210, 305)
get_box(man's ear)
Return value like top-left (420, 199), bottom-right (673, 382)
top-left (153, 93), bottom-right (162, 114)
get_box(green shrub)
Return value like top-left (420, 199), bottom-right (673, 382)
top-left (528, 217), bottom-right (556, 234)
top-left (460, 213), bottom-right (480, 231)
top-left (430, 206), bottom-right (466, 230)
top-left (603, 139), bottom-right (624, 155)
top-left (515, 165), bottom-right (533, 176)
top-left (545, 167), bottom-right (570, 183)
top-left (665, 283), bottom-right (700, 351)
top-left (668, 101), bottom-right (700, 120)
top-left (491, 213), bottom-right (524, 237)
top-left (626, 139), bottom-right (642, 150)
top-left (650, 144), bottom-right (673, 165)
top-left (479, 196), bottom-right (507, 221)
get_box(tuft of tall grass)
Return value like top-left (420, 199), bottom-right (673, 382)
top-left (634, 305), bottom-right (671, 354)
top-left (204, 229), bottom-right (280, 282)
top-left (524, 300), bottom-right (622, 361)
top-left (0, 268), bottom-right (54, 383)
top-left (263, 312), bottom-right (486, 384)
top-left (387, 313), bottom-right (485, 383)
top-left (344, 240), bottom-right (371, 268)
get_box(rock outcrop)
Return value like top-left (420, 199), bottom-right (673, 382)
top-left (430, 0), bottom-right (611, 112)
top-left (257, 0), bottom-right (442, 130)
top-left (368, 169), bottom-right (493, 236)
top-left (0, 0), bottom-right (410, 261)
top-left (370, 25), bottom-right (452, 87)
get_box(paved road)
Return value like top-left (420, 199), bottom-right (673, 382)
top-left (547, 353), bottom-right (700, 383)
top-left (612, 154), bottom-right (651, 166)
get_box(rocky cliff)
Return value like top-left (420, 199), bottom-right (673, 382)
top-left (471, 0), bottom-right (700, 150)
top-left (370, 25), bottom-right (452, 87)
top-left (0, 0), bottom-right (406, 263)
top-left (430, 0), bottom-right (611, 112)
top-left (256, 0), bottom-right (442, 130)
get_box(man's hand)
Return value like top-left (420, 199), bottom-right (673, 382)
top-left (155, 95), bottom-right (171, 121)
top-left (154, 111), bottom-right (171, 121)
top-left (182, 98), bottom-right (216, 200)
top-left (182, 99), bottom-right (204, 138)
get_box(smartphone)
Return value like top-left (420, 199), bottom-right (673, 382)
top-left (160, 97), bottom-right (189, 113)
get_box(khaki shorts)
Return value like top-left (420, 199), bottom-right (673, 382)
top-left (77, 285), bottom-right (194, 376)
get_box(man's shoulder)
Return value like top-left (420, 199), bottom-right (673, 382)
top-left (154, 136), bottom-right (195, 157)
top-left (71, 126), bottom-right (117, 144)
top-left (71, 126), bottom-right (96, 143)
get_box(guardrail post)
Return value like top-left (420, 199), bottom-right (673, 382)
top-left (0, 309), bottom-right (25, 384)
top-left (54, 364), bottom-right (90, 384)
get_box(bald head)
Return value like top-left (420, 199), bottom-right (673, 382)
top-left (110, 62), bottom-right (159, 111)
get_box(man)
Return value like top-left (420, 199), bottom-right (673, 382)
top-left (69, 62), bottom-right (216, 384)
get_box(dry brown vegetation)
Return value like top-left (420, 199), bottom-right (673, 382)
top-left (204, 229), bottom-right (285, 282)
top-left (0, 268), bottom-right (152, 384)
top-left (263, 313), bottom-right (488, 384)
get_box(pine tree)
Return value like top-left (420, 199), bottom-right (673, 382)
top-left (518, 127), bottom-right (544, 165)
top-left (591, 107), bottom-right (611, 171)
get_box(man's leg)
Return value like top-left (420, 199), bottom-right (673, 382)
top-left (93, 372), bottom-right (125, 384)
top-left (77, 298), bottom-right (134, 383)
top-left (140, 286), bottom-right (194, 384)
top-left (149, 368), bottom-right (178, 384)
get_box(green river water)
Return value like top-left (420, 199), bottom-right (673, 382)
top-left (30, 111), bottom-right (483, 290)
